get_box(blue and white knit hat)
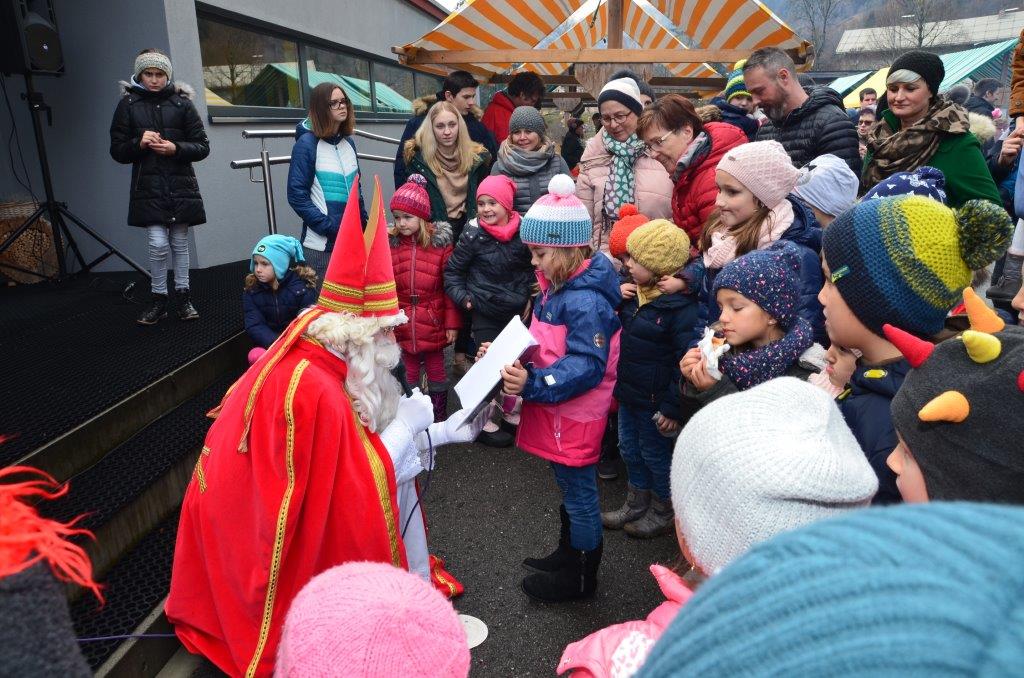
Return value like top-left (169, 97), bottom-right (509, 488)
top-left (863, 166), bottom-right (948, 204)
top-left (520, 175), bottom-right (592, 247)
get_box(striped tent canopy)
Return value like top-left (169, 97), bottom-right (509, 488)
top-left (397, 0), bottom-right (811, 85)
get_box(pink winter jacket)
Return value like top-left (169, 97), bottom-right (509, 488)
top-left (576, 132), bottom-right (673, 258)
top-left (557, 565), bottom-right (694, 678)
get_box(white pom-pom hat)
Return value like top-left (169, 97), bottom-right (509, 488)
top-left (520, 174), bottom-right (593, 247)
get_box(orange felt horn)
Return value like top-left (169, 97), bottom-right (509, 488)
top-left (963, 288), bottom-right (1005, 334)
top-left (919, 390), bottom-right (970, 423)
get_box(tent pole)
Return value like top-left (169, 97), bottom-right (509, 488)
top-left (607, 0), bottom-right (623, 49)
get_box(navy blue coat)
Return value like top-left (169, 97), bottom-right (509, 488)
top-left (691, 195), bottom-right (826, 347)
top-left (615, 292), bottom-right (698, 419)
top-left (710, 97), bottom-right (759, 141)
top-left (837, 359), bottom-right (908, 505)
top-left (243, 270), bottom-right (317, 348)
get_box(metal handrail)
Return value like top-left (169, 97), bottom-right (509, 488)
top-left (232, 127), bottom-right (398, 235)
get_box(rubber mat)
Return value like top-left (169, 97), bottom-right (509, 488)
top-left (0, 260), bottom-right (248, 465)
top-left (42, 370), bottom-right (242, 531)
top-left (70, 509), bottom-right (179, 670)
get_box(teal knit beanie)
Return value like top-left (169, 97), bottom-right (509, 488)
top-left (520, 174), bottom-right (592, 247)
top-left (638, 502), bottom-right (1024, 677)
top-left (251, 234), bottom-right (305, 281)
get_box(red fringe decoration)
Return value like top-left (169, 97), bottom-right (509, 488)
top-left (0, 466), bottom-right (103, 602)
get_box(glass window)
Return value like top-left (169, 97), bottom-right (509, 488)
top-left (305, 45), bottom-right (373, 113)
top-left (414, 73), bottom-right (443, 99)
top-left (198, 17), bottom-right (301, 108)
top-left (373, 62), bottom-right (414, 113)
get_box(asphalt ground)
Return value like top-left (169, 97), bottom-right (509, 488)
top-left (423, 418), bottom-right (681, 677)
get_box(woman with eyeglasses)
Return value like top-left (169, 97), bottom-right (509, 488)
top-left (288, 82), bottom-right (367, 283)
top-left (577, 77), bottom-right (673, 260)
top-left (637, 94), bottom-right (747, 248)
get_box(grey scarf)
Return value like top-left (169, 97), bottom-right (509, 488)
top-left (497, 139), bottom-right (557, 176)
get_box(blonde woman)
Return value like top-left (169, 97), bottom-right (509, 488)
top-left (402, 101), bottom-right (491, 242)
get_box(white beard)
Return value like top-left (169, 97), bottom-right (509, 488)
top-left (305, 312), bottom-right (407, 433)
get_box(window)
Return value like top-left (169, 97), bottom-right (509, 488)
top-left (306, 46), bottom-right (373, 113)
top-left (414, 73), bottom-right (443, 99)
top-left (374, 62), bottom-right (414, 113)
top-left (198, 17), bottom-right (300, 108)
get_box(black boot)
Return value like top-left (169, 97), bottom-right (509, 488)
top-left (137, 293), bottom-right (168, 326)
top-left (175, 288), bottom-right (200, 320)
top-left (597, 415), bottom-right (620, 480)
top-left (522, 541), bottom-right (602, 603)
top-left (523, 505), bottom-right (571, 572)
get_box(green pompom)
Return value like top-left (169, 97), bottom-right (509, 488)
top-left (956, 200), bottom-right (1013, 270)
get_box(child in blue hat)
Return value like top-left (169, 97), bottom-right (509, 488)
top-left (243, 234), bottom-right (318, 363)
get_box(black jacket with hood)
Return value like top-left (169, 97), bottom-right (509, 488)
top-left (755, 87), bottom-right (861, 174)
top-left (109, 80), bottom-right (210, 226)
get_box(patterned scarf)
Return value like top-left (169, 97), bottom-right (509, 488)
top-left (720, 316), bottom-right (814, 391)
top-left (602, 131), bottom-right (646, 231)
top-left (862, 99), bottom-right (971, 190)
top-left (672, 131), bottom-right (711, 182)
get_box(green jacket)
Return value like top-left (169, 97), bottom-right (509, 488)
top-left (864, 110), bottom-right (1002, 208)
top-left (404, 147), bottom-right (491, 228)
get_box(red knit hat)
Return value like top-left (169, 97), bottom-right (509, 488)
top-left (390, 174), bottom-right (432, 222)
top-left (608, 204), bottom-right (649, 258)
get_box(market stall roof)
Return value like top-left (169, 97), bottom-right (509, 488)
top-left (842, 67), bottom-right (888, 108)
top-left (827, 71), bottom-right (872, 97)
top-left (938, 38), bottom-right (1018, 92)
top-left (393, 0), bottom-right (811, 87)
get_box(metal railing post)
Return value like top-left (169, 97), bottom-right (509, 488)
top-left (259, 141), bottom-right (278, 235)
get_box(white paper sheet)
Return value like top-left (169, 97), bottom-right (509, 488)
top-left (453, 316), bottom-right (537, 426)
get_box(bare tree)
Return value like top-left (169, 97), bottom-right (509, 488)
top-left (793, 0), bottom-right (850, 63)
top-left (868, 0), bottom-right (964, 65)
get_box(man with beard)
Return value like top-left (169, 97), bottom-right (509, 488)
top-left (742, 47), bottom-right (860, 174)
top-left (165, 179), bottom-right (483, 678)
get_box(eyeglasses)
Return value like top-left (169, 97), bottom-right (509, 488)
top-left (599, 111), bottom-right (633, 125)
top-left (643, 129), bottom-right (675, 155)
top-left (329, 99), bottom-right (348, 110)
top-left (857, 119), bottom-right (874, 126)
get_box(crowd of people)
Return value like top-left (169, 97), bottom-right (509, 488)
top-left (58, 40), bottom-right (1024, 676)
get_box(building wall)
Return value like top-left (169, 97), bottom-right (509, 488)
top-left (0, 0), bottom-right (439, 273)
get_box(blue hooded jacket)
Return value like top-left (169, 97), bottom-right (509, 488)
top-left (286, 120), bottom-right (367, 251)
top-left (243, 269), bottom-right (318, 348)
top-left (691, 195), bottom-right (826, 347)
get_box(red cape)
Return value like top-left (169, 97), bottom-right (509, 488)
top-left (166, 338), bottom-right (407, 678)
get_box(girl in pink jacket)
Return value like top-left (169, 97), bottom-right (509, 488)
top-left (557, 377), bottom-right (878, 677)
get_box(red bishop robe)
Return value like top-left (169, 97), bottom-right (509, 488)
top-left (165, 337), bottom-right (407, 678)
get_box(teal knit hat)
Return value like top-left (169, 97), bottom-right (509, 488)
top-left (723, 59), bottom-right (750, 101)
top-left (520, 174), bottom-right (592, 247)
top-left (251, 234), bottom-right (305, 281)
top-left (639, 503), bottom-right (1024, 677)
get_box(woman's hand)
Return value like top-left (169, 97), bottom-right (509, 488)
top-left (999, 128), bottom-right (1024, 168)
top-left (445, 329), bottom-right (458, 345)
top-left (501, 360), bottom-right (528, 395)
top-left (475, 342), bottom-right (491, 361)
top-left (150, 138), bottom-right (177, 156)
top-left (620, 282), bottom-right (637, 300)
top-left (140, 130), bottom-right (160, 149)
top-left (656, 275), bottom-right (686, 294)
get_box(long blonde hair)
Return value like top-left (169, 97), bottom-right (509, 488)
top-left (412, 101), bottom-right (478, 175)
top-left (545, 246), bottom-right (592, 290)
top-left (698, 204), bottom-right (774, 259)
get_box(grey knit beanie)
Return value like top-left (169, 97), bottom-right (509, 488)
top-left (134, 51), bottom-right (172, 81)
top-left (508, 105), bottom-right (546, 137)
top-left (671, 377), bottom-right (878, 575)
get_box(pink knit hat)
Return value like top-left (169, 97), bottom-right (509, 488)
top-left (276, 562), bottom-right (471, 677)
top-left (716, 140), bottom-right (800, 209)
top-left (476, 174), bottom-right (516, 214)
top-left (390, 173), bottom-right (432, 221)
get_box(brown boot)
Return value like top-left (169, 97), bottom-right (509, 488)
top-left (601, 484), bottom-right (650, 530)
top-left (624, 494), bottom-right (674, 539)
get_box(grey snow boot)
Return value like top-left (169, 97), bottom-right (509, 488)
top-left (601, 484), bottom-right (651, 530)
top-left (624, 494), bottom-right (675, 539)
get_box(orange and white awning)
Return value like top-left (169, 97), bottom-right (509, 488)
top-left (396, 0), bottom-right (811, 82)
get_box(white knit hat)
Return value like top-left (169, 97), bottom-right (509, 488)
top-left (597, 77), bottom-right (644, 116)
top-left (793, 154), bottom-right (860, 218)
top-left (670, 377), bottom-right (878, 576)
top-left (716, 140), bottom-right (800, 209)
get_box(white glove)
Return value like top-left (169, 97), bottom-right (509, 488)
top-left (416, 406), bottom-right (489, 450)
top-left (394, 388), bottom-right (434, 437)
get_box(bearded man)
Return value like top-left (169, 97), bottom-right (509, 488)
top-left (165, 180), bottom-right (482, 678)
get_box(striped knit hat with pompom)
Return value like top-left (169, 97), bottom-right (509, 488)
top-left (724, 59), bottom-right (750, 101)
top-left (822, 195), bottom-right (1012, 337)
top-left (520, 174), bottom-right (592, 247)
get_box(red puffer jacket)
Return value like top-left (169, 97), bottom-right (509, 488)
top-left (671, 122), bottom-right (748, 243)
top-left (390, 223), bottom-right (462, 354)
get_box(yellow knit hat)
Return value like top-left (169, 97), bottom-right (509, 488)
top-left (626, 219), bottom-right (691, 277)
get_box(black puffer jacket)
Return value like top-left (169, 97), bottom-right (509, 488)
top-left (444, 218), bottom-right (534, 319)
top-left (756, 87), bottom-right (860, 174)
top-left (109, 80), bottom-right (210, 226)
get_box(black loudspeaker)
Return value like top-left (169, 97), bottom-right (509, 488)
top-left (0, 0), bottom-right (64, 76)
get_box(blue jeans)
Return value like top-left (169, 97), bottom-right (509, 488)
top-left (618, 404), bottom-right (674, 500)
top-left (550, 462), bottom-right (602, 550)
